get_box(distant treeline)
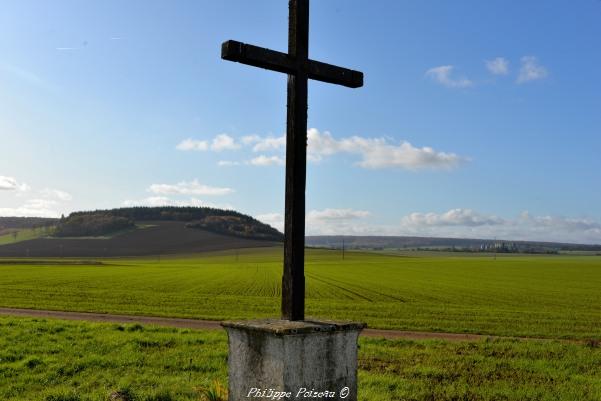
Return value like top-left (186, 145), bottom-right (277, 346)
top-left (307, 235), bottom-right (601, 253)
top-left (0, 217), bottom-right (58, 229)
top-left (186, 215), bottom-right (283, 242)
top-left (414, 246), bottom-right (559, 255)
top-left (54, 214), bottom-right (134, 237)
top-left (68, 206), bottom-right (256, 222)
top-left (55, 207), bottom-right (283, 241)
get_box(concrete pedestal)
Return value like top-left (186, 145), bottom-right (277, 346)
top-left (222, 319), bottom-right (365, 401)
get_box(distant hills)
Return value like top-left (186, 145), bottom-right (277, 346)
top-left (1, 208), bottom-right (599, 257)
top-left (0, 217), bottom-right (56, 231)
top-left (306, 235), bottom-right (601, 254)
top-left (0, 207), bottom-right (283, 257)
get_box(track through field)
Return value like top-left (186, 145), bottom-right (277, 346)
top-left (0, 307), bottom-right (573, 343)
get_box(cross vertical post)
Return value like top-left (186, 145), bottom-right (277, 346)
top-left (221, 0), bottom-right (363, 322)
top-left (282, 0), bottom-right (309, 321)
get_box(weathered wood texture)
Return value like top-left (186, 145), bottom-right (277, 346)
top-left (221, 40), bottom-right (363, 88)
top-left (281, 0), bottom-right (309, 322)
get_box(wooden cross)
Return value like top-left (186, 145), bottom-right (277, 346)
top-left (221, 0), bottom-right (363, 321)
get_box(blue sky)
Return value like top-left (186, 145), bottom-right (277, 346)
top-left (1, 0), bottom-right (600, 243)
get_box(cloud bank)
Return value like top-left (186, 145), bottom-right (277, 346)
top-left (177, 129), bottom-right (465, 171)
top-left (0, 177), bottom-right (72, 218)
top-left (307, 129), bottom-right (464, 170)
top-left (258, 208), bottom-right (372, 235)
top-left (259, 207), bottom-right (601, 244)
top-left (0, 199), bottom-right (62, 218)
top-left (204, 130), bottom-right (465, 171)
top-left (399, 209), bottom-right (601, 244)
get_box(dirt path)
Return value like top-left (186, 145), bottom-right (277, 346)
top-left (0, 307), bottom-right (533, 342)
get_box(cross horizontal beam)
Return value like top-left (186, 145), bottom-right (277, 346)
top-left (222, 40), bottom-right (363, 89)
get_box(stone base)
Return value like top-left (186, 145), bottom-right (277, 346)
top-left (222, 319), bottom-right (365, 401)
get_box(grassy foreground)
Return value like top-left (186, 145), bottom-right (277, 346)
top-left (1, 317), bottom-right (600, 401)
top-left (1, 248), bottom-right (600, 339)
top-left (0, 228), bottom-right (44, 245)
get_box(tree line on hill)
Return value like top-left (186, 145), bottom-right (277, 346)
top-left (54, 214), bottom-right (135, 237)
top-left (52, 207), bottom-right (283, 241)
top-left (186, 215), bottom-right (283, 241)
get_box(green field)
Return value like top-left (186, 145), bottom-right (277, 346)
top-left (1, 248), bottom-right (600, 339)
top-left (1, 317), bottom-right (600, 401)
top-left (0, 228), bottom-right (45, 245)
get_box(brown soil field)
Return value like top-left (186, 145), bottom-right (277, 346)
top-left (0, 221), bottom-right (278, 257)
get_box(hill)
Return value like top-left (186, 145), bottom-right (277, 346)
top-left (0, 207), bottom-right (283, 257)
top-left (0, 220), bottom-right (280, 257)
top-left (54, 207), bottom-right (284, 241)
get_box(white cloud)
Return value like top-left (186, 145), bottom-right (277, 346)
top-left (176, 138), bottom-right (208, 151)
top-left (181, 130), bottom-right (464, 171)
top-left (217, 160), bottom-right (241, 167)
top-left (241, 135), bottom-right (261, 145)
top-left (307, 129), bottom-right (464, 170)
top-left (258, 207), bottom-right (601, 244)
top-left (40, 188), bottom-right (72, 201)
top-left (0, 176), bottom-right (29, 192)
top-left (486, 57), bottom-right (509, 75)
top-left (518, 211), bottom-right (601, 233)
top-left (122, 196), bottom-right (233, 210)
top-left (517, 56), bottom-right (548, 83)
top-left (426, 65), bottom-right (473, 88)
top-left (249, 155), bottom-right (285, 166)
top-left (0, 181), bottom-right (72, 217)
top-left (356, 141), bottom-right (461, 170)
top-left (250, 136), bottom-right (286, 152)
top-left (307, 208), bottom-right (371, 221)
top-left (211, 134), bottom-right (240, 151)
top-left (307, 208), bottom-right (372, 235)
top-left (176, 134), bottom-right (240, 152)
top-left (399, 208), bottom-right (601, 244)
top-left (258, 208), bottom-right (372, 235)
top-left (148, 180), bottom-right (234, 196)
top-left (401, 209), bottom-right (504, 227)
top-left (0, 199), bottom-right (61, 218)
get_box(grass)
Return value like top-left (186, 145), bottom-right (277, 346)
top-left (0, 224), bottom-right (150, 244)
top-left (0, 248), bottom-right (600, 339)
top-left (1, 316), bottom-right (600, 401)
top-left (0, 228), bottom-right (46, 245)
top-left (2, 250), bottom-right (601, 400)
top-left (0, 317), bottom-right (226, 401)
